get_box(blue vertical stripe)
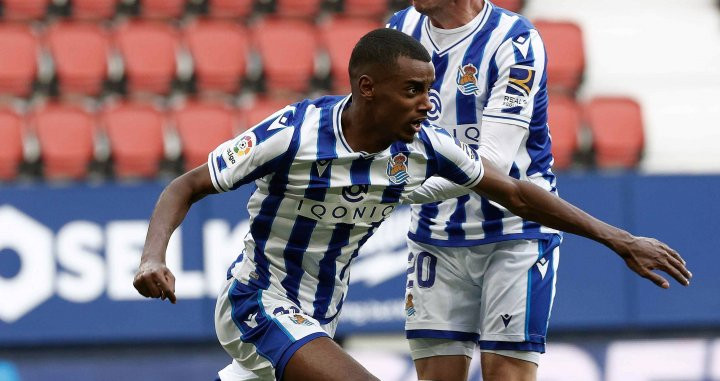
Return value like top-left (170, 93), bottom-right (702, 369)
top-left (387, 8), bottom-right (410, 30)
top-left (312, 223), bottom-right (352, 318)
top-left (412, 15), bottom-right (426, 40)
top-left (445, 194), bottom-right (469, 240)
top-left (526, 235), bottom-right (560, 344)
top-left (280, 105), bottom-right (334, 305)
top-left (249, 110), bottom-right (305, 289)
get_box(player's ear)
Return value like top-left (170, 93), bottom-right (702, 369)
top-left (357, 74), bottom-right (375, 99)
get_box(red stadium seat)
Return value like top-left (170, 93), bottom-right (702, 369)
top-left (547, 95), bottom-right (580, 170)
top-left (140, 0), bottom-right (186, 19)
top-left (207, 0), bottom-right (254, 18)
top-left (173, 102), bottom-right (235, 170)
top-left (252, 18), bottom-right (318, 93)
top-left (341, 0), bottom-right (388, 18)
top-left (240, 96), bottom-right (293, 131)
top-left (184, 20), bottom-right (248, 93)
top-left (72, 0), bottom-right (119, 20)
top-left (0, 24), bottom-right (38, 97)
top-left (31, 104), bottom-right (96, 180)
top-left (492, 0), bottom-right (524, 13)
top-left (533, 20), bottom-right (585, 94)
top-left (47, 22), bottom-right (110, 96)
top-left (319, 17), bottom-right (381, 93)
top-left (0, 109), bottom-right (24, 180)
top-left (275, 0), bottom-right (322, 18)
top-left (102, 102), bottom-right (166, 178)
top-left (2, 0), bottom-right (50, 20)
top-left (585, 97), bottom-right (644, 169)
top-left (115, 21), bottom-right (179, 94)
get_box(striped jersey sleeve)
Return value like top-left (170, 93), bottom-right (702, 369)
top-left (208, 105), bottom-right (297, 192)
top-left (482, 26), bottom-right (547, 129)
top-left (422, 125), bottom-right (484, 188)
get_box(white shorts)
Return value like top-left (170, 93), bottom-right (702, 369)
top-left (404, 235), bottom-right (561, 359)
top-left (215, 278), bottom-right (339, 380)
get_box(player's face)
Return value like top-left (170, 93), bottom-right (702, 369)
top-left (373, 56), bottom-right (434, 143)
top-left (412, 0), bottom-right (448, 15)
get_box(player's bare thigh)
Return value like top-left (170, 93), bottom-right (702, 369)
top-left (414, 355), bottom-right (470, 381)
top-left (481, 351), bottom-right (537, 381)
top-left (283, 336), bottom-right (379, 381)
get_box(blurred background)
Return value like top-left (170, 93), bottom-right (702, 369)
top-left (0, 0), bottom-right (719, 380)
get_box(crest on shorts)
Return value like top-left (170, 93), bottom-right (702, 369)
top-left (405, 294), bottom-right (416, 317)
top-left (289, 314), bottom-right (314, 326)
top-left (457, 63), bottom-right (480, 95)
top-left (387, 153), bottom-right (410, 184)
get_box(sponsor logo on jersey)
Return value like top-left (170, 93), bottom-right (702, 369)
top-left (387, 153), bottom-right (410, 184)
top-left (405, 294), bottom-right (416, 317)
top-left (507, 65), bottom-right (536, 97)
top-left (428, 88), bottom-right (442, 121)
top-left (295, 198), bottom-right (395, 224)
top-left (501, 313), bottom-right (513, 327)
top-left (289, 314), bottom-right (314, 326)
top-left (457, 63), bottom-right (480, 95)
top-left (342, 184), bottom-right (369, 203)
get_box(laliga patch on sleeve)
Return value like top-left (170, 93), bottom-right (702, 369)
top-left (223, 131), bottom-right (257, 168)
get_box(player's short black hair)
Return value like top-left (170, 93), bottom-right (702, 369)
top-left (348, 28), bottom-right (431, 80)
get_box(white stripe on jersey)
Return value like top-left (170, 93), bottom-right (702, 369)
top-left (389, 2), bottom-right (559, 246)
top-left (208, 95), bottom-right (484, 321)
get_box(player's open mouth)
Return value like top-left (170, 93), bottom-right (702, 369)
top-left (410, 117), bottom-right (426, 131)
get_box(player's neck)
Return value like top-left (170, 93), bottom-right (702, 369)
top-left (427, 0), bottom-right (484, 29)
top-left (341, 106), bottom-right (392, 154)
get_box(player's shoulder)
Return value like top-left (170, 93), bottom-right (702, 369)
top-left (387, 6), bottom-right (422, 29)
top-left (490, 3), bottom-right (537, 37)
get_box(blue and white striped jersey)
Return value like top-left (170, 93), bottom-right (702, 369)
top-left (388, 2), bottom-right (559, 246)
top-left (208, 95), bottom-right (484, 322)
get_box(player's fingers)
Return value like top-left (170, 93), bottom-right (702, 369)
top-left (659, 260), bottom-right (690, 286)
top-left (664, 252), bottom-right (692, 280)
top-left (643, 271), bottom-right (669, 289)
top-left (153, 273), bottom-right (176, 304)
top-left (663, 245), bottom-right (686, 266)
top-left (136, 274), bottom-right (162, 298)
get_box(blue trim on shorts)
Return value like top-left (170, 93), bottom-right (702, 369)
top-left (479, 340), bottom-right (546, 353)
top-left (406, 329), bottom-right (480, 342)
top-left (275, 332), bottom-right (328, 381)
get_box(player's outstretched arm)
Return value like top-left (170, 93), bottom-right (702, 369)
top-left (133, 164), bottom-right (218, 303)
top-left (471, 158), bottom-right (692, 289)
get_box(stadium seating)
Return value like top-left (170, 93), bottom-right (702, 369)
top-left (341, 0), bottom-right (389, 18)
top-left (0, 24), bottom-right (38, 97)
top-left (0, 109), bottom-right (24, 180)
top-left (47, 22), bottom-right (110, 96)
top-left (274, 0), bottom-right (323, 18)
top-left (115, 21), bottom-right (179, 94)
top-left (207, 0), bottom-right (254, 19)
top-left (585, 97), bottom-right (644, 168)
top-left (547, 94), bottom-right (581, 170)
top-left (31, 103), bottom-right (96, 180)
top-left (184, 20), bottom-right (248, 93)
top-left (252, 18), bottom-right (318, 93)
top-left (493, 0), bottom-right (524, 13)
top-left (172, 102), bottom-right (235, 170)
top-left (240, 96), bottom-right (293, 131)
top-left (71, 0), bottom-right (119, 20)
top-left (2, 0), bottom-right (50, 20)
top-left (320, 17), bottom-right (382, 93)
top-left (140, 0), bottom-right (186, 19)
top-left (102, 102), bottom-right (166, 178)
top-left (533, 20), bottom-right (585, 94)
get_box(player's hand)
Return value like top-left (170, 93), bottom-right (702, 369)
top-left (617, 236), bottom-right (692, 288)
top-left (133, 261), bottom-right (177, 303)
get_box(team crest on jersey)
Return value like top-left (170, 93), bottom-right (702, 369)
top-left (289, 314), bottom-right (314, 326)
top-left (456, 63), bottom-right (480, 95)
top-left (506, 66), bottom-right (536, 97)
top-left (405, 294), bottom-right (416, 317)
top-left (387, 153), bottom-right (410, 184)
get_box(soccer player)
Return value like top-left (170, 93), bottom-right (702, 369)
top-left (387, 1), bottom-right (615, 380)
top-left (133, 29), bottom-right (690, 381)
